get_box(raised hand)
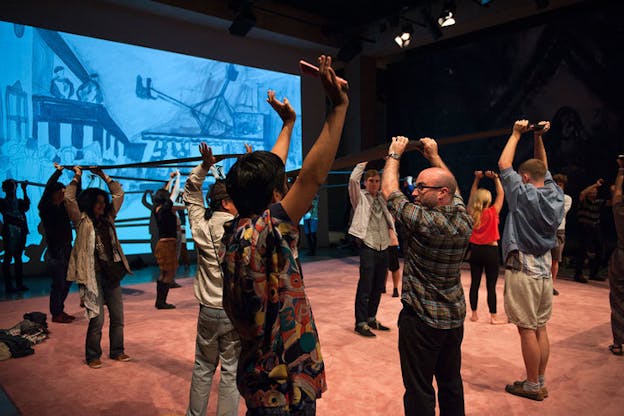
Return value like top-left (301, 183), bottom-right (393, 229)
top-left (244, 143), bottom-right (253, 153)
top-left (53, 162), bottom-right (64, 172)
top-left (20, 181), bottom-right (28, 190)
top-left (389, 136), bottom-right (409, 158)
top-left (73, 166), bottom-right (83, 178)
top-left (318, 55), bottom-right (349, 108)
top-left (90, 167), bottom-right (105, 178)
top-left (199, 142), bottom-right (215, 169)
top-left (596, 178), bottom-right (604, 187)
top-left (474, 170), bottom-right (484, 179)
top-left (419, 137), bottom-right (439, 161)
top-left (485, 170), bottom-right (499, 179)
top-left (267, 90), bottom-right (296, 124)
top-left (618, 156), bottom-right (624, 169)
top-left (513, 119), bottom-right (531, 134)
top-left (534, 121), bottom-right (550, 135)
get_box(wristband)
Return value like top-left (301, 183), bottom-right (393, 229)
top-left (386, 152), bottom-right (401, 160)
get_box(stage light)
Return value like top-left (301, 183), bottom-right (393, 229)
top-left (438, 1), bottom-right (456, 27)
top-left (394, 23), bottom-right (413, 48)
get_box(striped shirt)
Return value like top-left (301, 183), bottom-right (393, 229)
top-left (387, 190), bottom-right (473, 329)
top-left (578, 198), bottom-right (604, 226)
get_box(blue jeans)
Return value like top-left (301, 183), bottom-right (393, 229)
top-left (85, 274), bottom-right (124, 362)
top-left (187, 305), bottom-right (241, 416)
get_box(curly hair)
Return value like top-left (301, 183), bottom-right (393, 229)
top-left (77, 188), bottom-right (112, 220)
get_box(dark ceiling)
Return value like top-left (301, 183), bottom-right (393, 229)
top-left (153, 0), bottom-right (590, 61)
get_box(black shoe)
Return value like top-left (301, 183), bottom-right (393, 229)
top-left (368, 320), bottom-right (390, 331)
top-left (552, 288), bottom-right (559, 296)
top-left (169, 281), bottom-right (182, 288)
top-left (156, 303), bottom-right (176, 310)
top-left (574, 275), bottom-right (588, 283)
top-left (355, 324), bottom-right (376, 337)
top-left (392, 288), bottom-right (399, 298)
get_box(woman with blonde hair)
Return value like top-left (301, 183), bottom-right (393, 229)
top-left (467, 170), bottom-right (504, 324)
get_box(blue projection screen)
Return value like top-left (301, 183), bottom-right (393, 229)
top-left (0, 21), bottom-right (302, 258)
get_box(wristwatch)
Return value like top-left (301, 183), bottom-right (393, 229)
top-left (386, 152), bottom-right (401, 160)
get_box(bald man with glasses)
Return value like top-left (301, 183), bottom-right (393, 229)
top-left (382, 136), bottom-right (473, 416)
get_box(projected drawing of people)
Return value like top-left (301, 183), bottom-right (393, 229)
top-left (77, 73), bottom-right (103, 104)
top-left (0, 179), bottom-right (30, 293)
top-left (50, 66), bottom-right (75, 100)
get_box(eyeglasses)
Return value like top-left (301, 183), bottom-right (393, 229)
top-left (414, 183), bottom-right (444, 191)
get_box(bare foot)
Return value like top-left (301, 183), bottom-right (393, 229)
top-left (470, 312), bottom-right (478, 322)
top-left (490, 314), bottom-right (506, 325)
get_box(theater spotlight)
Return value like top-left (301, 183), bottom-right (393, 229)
top-left (438, 1), bottom-right (456, 27)
top-left (394, 23), bottom-right (413, 48)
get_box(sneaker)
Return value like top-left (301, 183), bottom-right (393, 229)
top-left (505, 380), bottom-right (544, 401)
top-left (355, 324), bottom-right (376, 337)
top-left (368, 320), bottom-right (390, 331)
top-left (113, 353), bottom-right (131, 362)
top-left (574, 275), bottom-right (588, 284)
top-left (392, 288), bottom-right (399, 298)
top-left (87, 359), bottom-right (102, 369)
top-left (552, 288), bottom-right (559, 296)
top-left (52, 314), bottom-right (73, 324)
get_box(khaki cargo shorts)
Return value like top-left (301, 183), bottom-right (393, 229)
top-left (504, 269), bottom-right (553, 329)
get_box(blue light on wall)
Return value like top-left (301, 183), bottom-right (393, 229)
top-left (0, 20), bottom-right (302, 259)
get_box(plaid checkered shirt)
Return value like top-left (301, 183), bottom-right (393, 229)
top-left (387, 191), bottom-right (473, 329)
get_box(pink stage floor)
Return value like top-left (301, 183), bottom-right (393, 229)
top-left (0, 257), bottom-right (622, 415)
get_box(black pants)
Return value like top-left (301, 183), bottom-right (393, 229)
top-left (575, 223), bottom-right (603, 278)
top-left (398, 306), bottom-right (465, 416)
top-left (355, 245), bottom-right (388, 325)
top-left (47, 247), bottom-right (73, 316)
top-left (468, 244), bottom-right (499, 313)
top-left (2, 235), bottom-right (25, 291)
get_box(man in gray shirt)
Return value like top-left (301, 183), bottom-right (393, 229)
top-left (349, 162), bottom-right (395, 337)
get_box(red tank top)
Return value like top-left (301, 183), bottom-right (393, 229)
top-left (469, 206), bottom-right (500, 245)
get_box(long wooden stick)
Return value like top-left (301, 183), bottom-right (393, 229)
top-left (287, 127), bottom-right (510, 176)
top-left (62, 153), bottom-right (244, 170)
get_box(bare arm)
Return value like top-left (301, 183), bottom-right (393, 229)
top-left (579, 179), bottom-right (604, 202)
top-left (381, 136), bottom-right (408, 200)
top-left (486, 170), bottom-right (505, 213)
top-left (281, 55), bottom-right (349, 224)
top-left (499, 120), bottom-right (529, 170)
top-left (533, 121), bottom-right (550, 170)
top-left (267, 90), bottom-right (296, 164)
top-left (467, 171), bottom-right (483, 214)
top-left (419, 137), bottom-right (449, 171)
top-left (141, 190), bottom-right (153, 211)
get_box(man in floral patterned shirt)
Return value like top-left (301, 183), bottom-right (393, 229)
top-left (221, 55), bottom-right (349, 415)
